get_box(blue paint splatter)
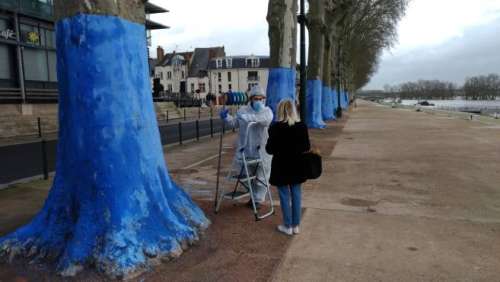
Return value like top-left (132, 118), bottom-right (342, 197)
top-left (306, 80), bottom-right (326, 128)
top-left (0, 14), bottom-right (209, 278)
top-left (266, 67), bottom-right (296, 119)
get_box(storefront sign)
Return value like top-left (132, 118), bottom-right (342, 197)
top-left (0, 29), bottom-right (16, 40)
top-left (27, 31), bottom-right (39, 44)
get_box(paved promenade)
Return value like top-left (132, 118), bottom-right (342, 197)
top-left (273, 100), bottom-right (500, 281)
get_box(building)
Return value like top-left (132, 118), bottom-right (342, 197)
top-left (207, 55), bottom-right (270, 97)
top-left (187, 46), bottom-right (225, 99)
top-left (153, 47), bottom-right (193, 94)
top-left (0, 0), bottom-right (168, 104)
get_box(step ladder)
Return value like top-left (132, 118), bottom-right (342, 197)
top-left (215, 122), bottom-right (275, 221)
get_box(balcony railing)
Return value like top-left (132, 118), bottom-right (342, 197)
top-left (247, 76), bottom-right (260, 82)
top-left (0, 0), bottom-right (54, 20)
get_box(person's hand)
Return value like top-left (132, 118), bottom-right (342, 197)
top-left (219, 108), bottom-right (229, 120)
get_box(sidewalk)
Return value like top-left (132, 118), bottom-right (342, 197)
top-left (272, 100), bottom-right (500, 281)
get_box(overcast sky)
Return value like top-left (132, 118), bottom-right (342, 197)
top-left (149, 0), bottom-right (500, 90)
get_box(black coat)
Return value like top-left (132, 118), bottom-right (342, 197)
top-left (266, 121), bottom-right (311, 186)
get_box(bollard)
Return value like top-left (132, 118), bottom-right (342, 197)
top-left (178, 122), bottom-right (183, 145)
top-left (210, 118), bottom-right (213, 138)
top-left (196, 120), bottom-right (200, 141)
top-left (41, 139), bottom-right (48, 180)
top-left (37, 117), bottom-right (42, 138)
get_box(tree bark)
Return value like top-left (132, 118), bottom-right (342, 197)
top-left (267, 0), bottom-right (297, 69)
top-left (1, 1), bottom-right (209, 279)
top-left (266, 0), bottom-right (298, 117)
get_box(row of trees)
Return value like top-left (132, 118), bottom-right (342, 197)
top-left (383, 73), bottom-right (500, 100)
top-left (464, 74), bottom-right (500, 100)
top-left (280, 0), bottom-right (409, 127)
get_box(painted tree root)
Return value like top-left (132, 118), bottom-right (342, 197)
top-left (0, 14), bottom-right (210, 279)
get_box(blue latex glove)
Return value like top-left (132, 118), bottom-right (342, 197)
top-left (219, 108), bottom-right (229, 120)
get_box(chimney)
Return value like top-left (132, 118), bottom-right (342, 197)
top-left (157, 46), bottom-right (165, 61)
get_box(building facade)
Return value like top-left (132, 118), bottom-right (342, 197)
top-left (0, 0), bottom-right (168, 103)
top-left (154, 49), bottom-right (192, 94)
top-left (0, 0), bottom-right (57, 102)
top-left (208, 56), bottom-right (270, 96)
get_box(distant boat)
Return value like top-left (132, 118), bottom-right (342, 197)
top-left (417, 101), bottom-right (435, 106)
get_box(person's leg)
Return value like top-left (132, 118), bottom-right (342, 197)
top-left (252, 163), bottom-right (267, 203)
top-left (291, 184), bottom-right (302, 227)
top-left (278, 185), bottom-right (292, 228)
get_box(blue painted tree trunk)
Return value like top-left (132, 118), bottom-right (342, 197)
top-left (322, 85), bottom-right (335, 121)
top-left (266, 67), bottom-right (296, 118)
top-left (306, 80), bottom-right (326, 128)
top-left (0, 14), bottom-right (209, 278)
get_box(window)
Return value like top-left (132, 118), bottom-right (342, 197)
top-left (44, 29), bottom-right (55, 48)
top-left (216, 58), bottom-right (223, 68)
top-left (20, 24), bottom-right (40, 46)
top-left (199, 83), bottom-right (206, 93)
top-left (226, 58), bottom-right (232, 68)
top-left (0, 18), bottom-right (15, 41)
top-left (160, 72), bottom-right (163, 79)
top-left (191, 83), bottom-right (195, 93)
top-left (167, 71), bottom-right (172, 79)
top-left (248, 71), bottom-right (258, 81)
top-left (246, 58), bottom-right (260, 68)
top-left (0, 44), bottom-right (15, 82)
top-left (218, 72), bottom-right (222, 82)
top-left (23, 48), bottom-right (48, 81)
top-left (218, 84), bottom-right (222, 93)
top-left (48, 51), bottom-right (57, 82)
top-left (252, 58), bottom-right (260, 67)
top-left (168, 84), bottom-right (172, 92)
top-left (228, 71), bottom-right (232, 82)
top-left (228, 84), bottom-right (232, 91)
top-left (181, 71), bottom-right (185, 79)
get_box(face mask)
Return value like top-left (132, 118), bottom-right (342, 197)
top-left (251, 101), bottom-right (264, 112)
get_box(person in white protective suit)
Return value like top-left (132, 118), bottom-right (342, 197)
top-left (219, 85), bottom-right (274, 209)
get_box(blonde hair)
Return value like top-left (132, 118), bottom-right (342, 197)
top-left (277, 99), bottom-right (300, 126)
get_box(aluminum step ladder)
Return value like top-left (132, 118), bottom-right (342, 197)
top-left (215, 122), bottom-right (275, 221)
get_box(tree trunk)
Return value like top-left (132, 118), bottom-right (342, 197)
top-left (0, 0), bottom-right (209, 279)
top-left (322, 1), bottom-right (336, 121)
top-left (305, 0), bottom-right (326, 128)
top-left (266, 0), bottom-right (298, 117)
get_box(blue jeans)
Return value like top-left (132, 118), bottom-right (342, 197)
top-left (277, 184), bottom-right (301, 228)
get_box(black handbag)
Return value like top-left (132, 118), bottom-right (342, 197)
top-left (301, 151), bottom-right (322, 180)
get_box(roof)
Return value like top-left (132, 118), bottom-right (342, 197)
top-left (145, 2), bottom-right (169, 14)
top-left (146, 19), bottom-right (169, 30)
top-left (188, 47), bottom-right (226, 77)
top-left (207, 56), bottom-right (271, 70)
top-left (157, 51), bottom-right (194, 67)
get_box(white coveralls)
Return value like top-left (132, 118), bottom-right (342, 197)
top-left (224, 105), bottom-right (274, 203)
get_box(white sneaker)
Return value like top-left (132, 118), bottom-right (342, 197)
top-left (293, 226), bottom-right (300, 235)
top-left (277, 225), bottom-right (293, 236)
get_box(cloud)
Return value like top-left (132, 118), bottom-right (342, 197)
top-left (365, 16), bottom-right (500, 90)
top-left (148, 0), bottom-right (269, 55)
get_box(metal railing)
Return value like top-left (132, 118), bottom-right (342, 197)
top-left (0, 115), bottom-right (237, 188)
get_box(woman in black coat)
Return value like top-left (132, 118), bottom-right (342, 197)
top-left (266, 100), bottom-right (310, 236)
